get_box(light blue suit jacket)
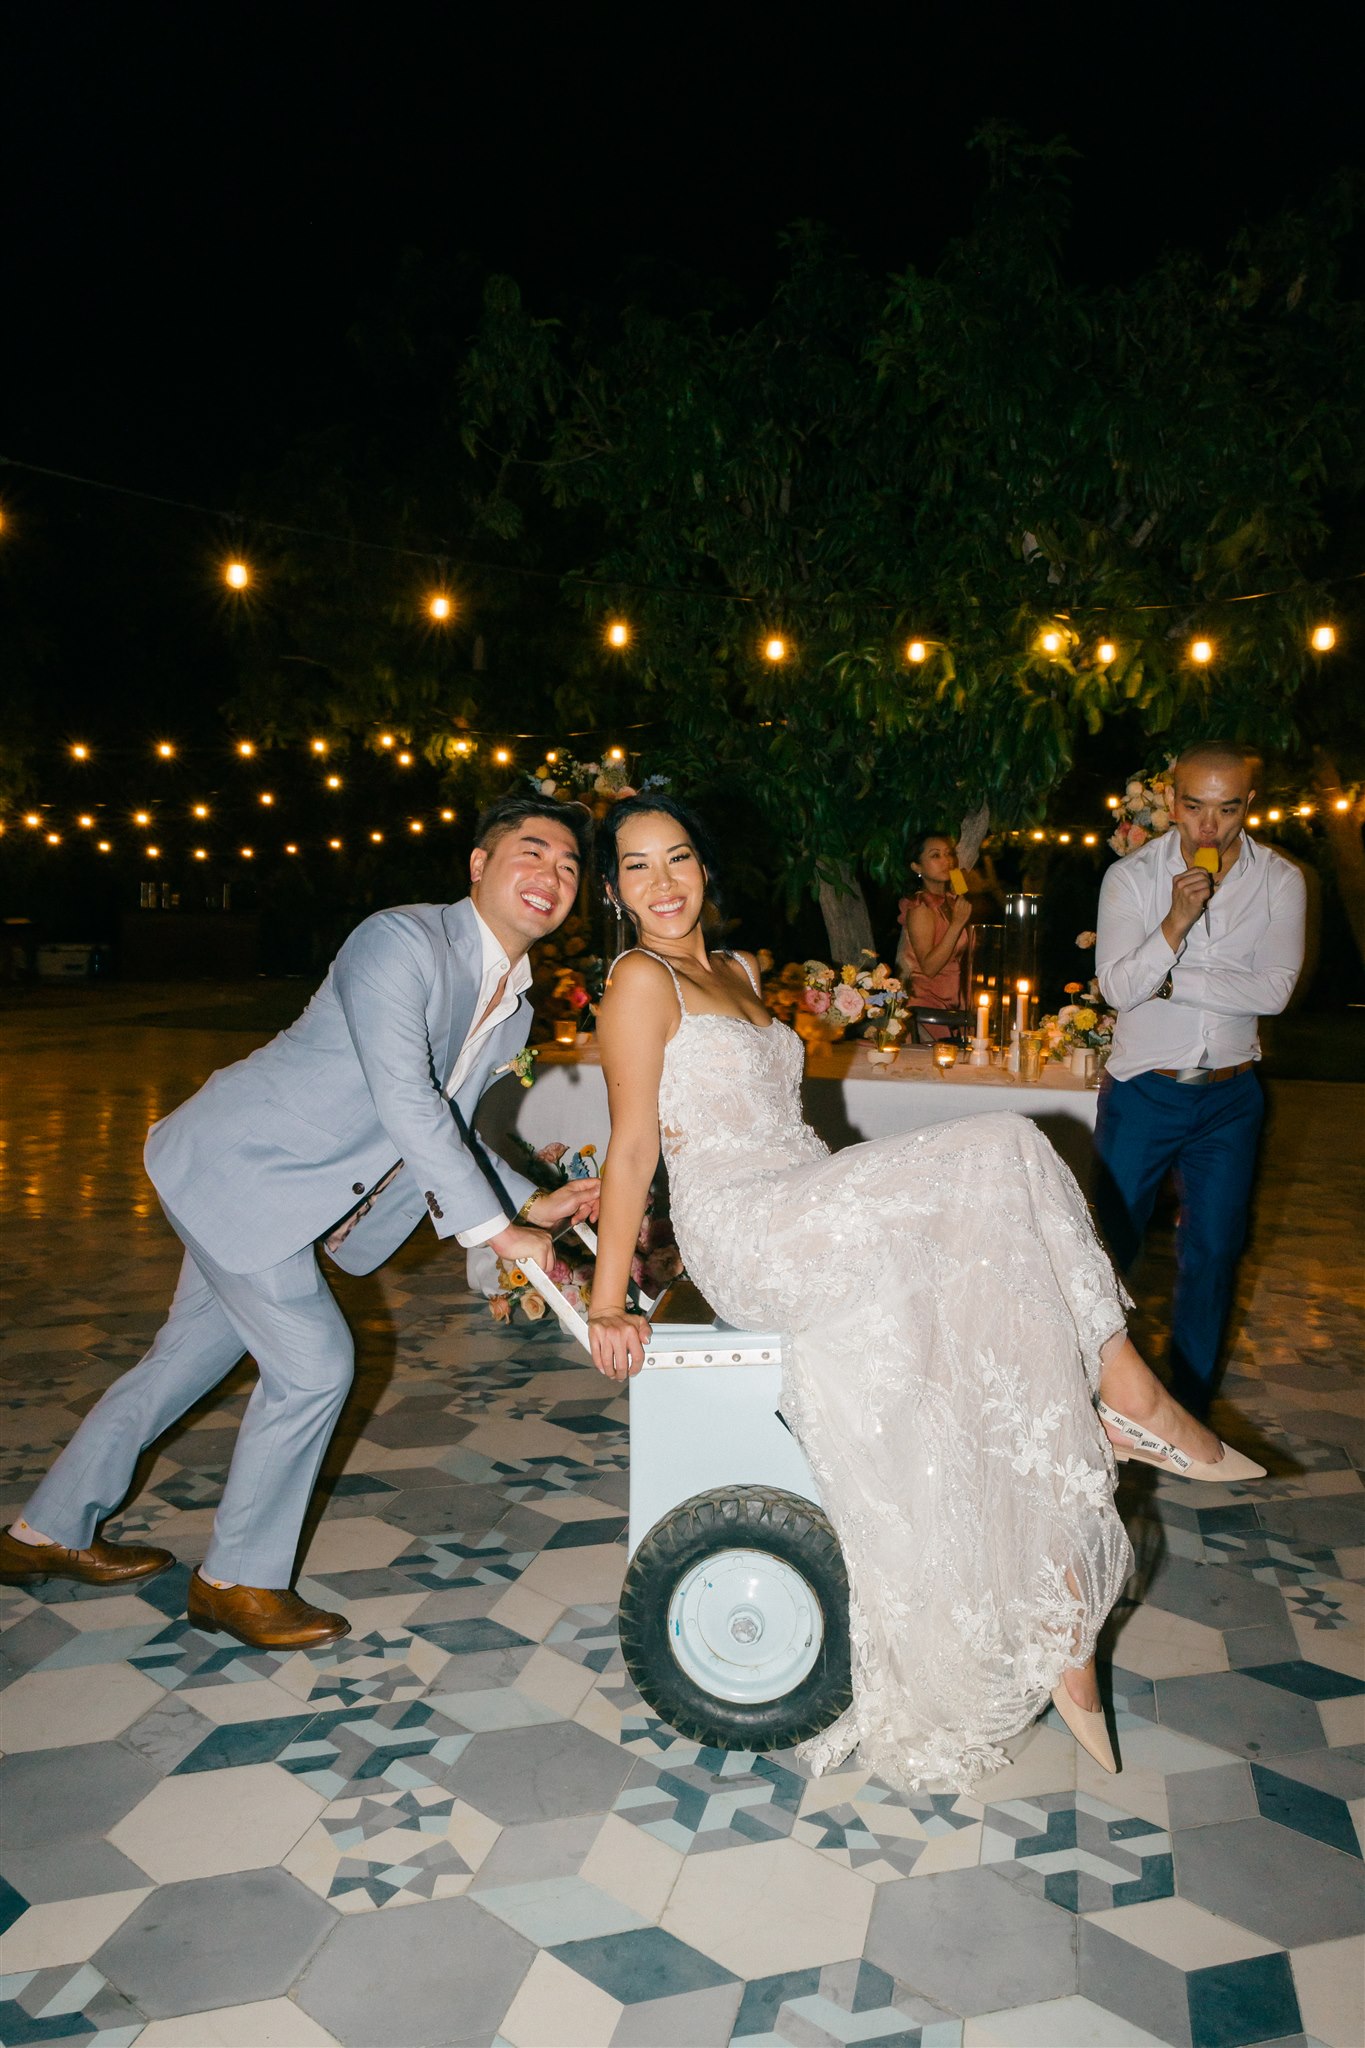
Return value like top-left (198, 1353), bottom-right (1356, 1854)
top-left (144, 898), bottom-right (537, 1276)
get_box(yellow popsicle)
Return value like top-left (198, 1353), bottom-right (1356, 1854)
top-left (1193, 847), bottom-right (1220, 875)
top-left (949, 867), bottom-right (969, 895)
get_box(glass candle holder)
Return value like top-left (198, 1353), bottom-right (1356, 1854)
top-left (1019, 1031), bottom-right (1044, 1083)
top-left (933, 1041), bottom-right (958, 1074)
top-left (553, 1018), bottom-right (578, 1046)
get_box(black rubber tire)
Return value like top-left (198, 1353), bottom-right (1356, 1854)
top-left (618, 1486), bottom-right (852, 1751)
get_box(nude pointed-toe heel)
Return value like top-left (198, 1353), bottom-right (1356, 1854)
top-left (1051, 1683), bottom-right (1118, 1774)
top-left (1097, 1402), bottom-right (1265, 1484)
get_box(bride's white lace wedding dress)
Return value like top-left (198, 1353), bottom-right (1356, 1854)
top-left (640, 949), bottom-right (1134, 1793)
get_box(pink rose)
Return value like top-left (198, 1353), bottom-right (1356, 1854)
top-left (833, 985), bottom-right (865, 1020)
top-left (1128, 824), bottom-right (1148, 848)
top-left (802, 987), bottom-right (832, 1015)
top-left (569, 986), bottom-right (589, 1009)
top-left (536, 1141), bottom-right (568, 1166)
top-left (489, 1294), bottom-right (513, 1323)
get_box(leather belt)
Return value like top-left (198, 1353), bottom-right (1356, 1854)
top-left (1154, 1061), bottom-right (1255, 1085)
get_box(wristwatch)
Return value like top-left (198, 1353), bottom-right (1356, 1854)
top-left (1154, 971), bottom-right (1173, 1001)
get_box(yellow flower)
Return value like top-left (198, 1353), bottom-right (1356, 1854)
top-left (1073, 1007), bottom-right (1097, 1032)
top-left (841, 964), bottom-right (858, 986)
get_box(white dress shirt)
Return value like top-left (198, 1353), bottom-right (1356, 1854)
top-left (1096, 829), bottom-right (1306, 1081)
top-left (452, 907), bottom-right (534, 1246)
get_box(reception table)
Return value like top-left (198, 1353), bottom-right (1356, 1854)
top-left (477, 1037), bottom-right (1100, 1187)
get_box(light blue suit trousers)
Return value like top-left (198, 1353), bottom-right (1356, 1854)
top-left (24, 1211), bottom-right (353, 1586)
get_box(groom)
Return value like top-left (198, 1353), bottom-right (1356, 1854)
top-left (0, 794), bottom-right (599, 1647)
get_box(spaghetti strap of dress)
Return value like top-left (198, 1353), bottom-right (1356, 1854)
top-left (608, 947), bottom-right (687, 1018)
top-left (716, 949), bottom-right (761, 998)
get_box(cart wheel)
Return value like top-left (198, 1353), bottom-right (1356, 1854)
top-left (618, 1487), bottom-right (851, 1751)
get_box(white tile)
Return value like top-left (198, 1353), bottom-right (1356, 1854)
top-left (579, 1810), bottom-right (682, 1921)
top-left (1291, 1934), bottom-right (1365, 2048)
top-left (0, 1889), bottom-right (150, 1970)
top-left (177, 1677), bottom-right (319, 1725)
top-left (47, 1593), bottom-right (167, 1633)
top-left (523, 1493), bottom-right (623, 1525)
top-left (1108, 1603), bottom-right (1229, 1680)
top-left (521, 1543), bottom-right (626, 1607)
top-left (501, 1949), bottom-right (623, 2048)
top-left (965, 1994), bottom-right (1166, 2045)
top-left (136, 1999), bottom-right (341, 2046)
top-left (662, 1838), bottom-right (872, 1976)
top-left (298, 1515), bottom-right (413, 1575)
top-left (1086, 1895), bottom-right (1280, 1969)
top-left (109, 1762), bottom-right (326, 1883)
top-left (489, 1582), bottom-right (564, 1643)
top-left (1320, 1694), bottom-right (1365, 1747)
top-left (0, 1661), bottom-right (164, 1750)
top-left (976, 1723), bottom-right (1077, 1801)
top-left (515, 1646), bottom-right (598, 1716)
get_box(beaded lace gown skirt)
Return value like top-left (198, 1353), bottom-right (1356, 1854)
top-left (657, 1012), bottom-right (1134, 1793)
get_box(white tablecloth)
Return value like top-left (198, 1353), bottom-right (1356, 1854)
top-left (477, 1039), bottom-right (1100, 1187)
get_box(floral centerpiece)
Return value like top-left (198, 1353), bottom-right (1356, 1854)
top-left (800, 953), bottom-right (909, 1054)
top-left (1109, 760), bottom-right (1176, 857)
top-left (1034, 981), bottom-right (1117, 1066)
top-left (485, 1140), bottom-right (682, 1323)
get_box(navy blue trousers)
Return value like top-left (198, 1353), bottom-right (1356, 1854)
top-left (1093, 1068), bottom-right (1264, 1413)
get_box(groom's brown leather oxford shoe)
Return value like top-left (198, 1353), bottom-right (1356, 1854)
top-left (186, 1574), bottom-right (350, 1649)
top-left (0, 1529), bottom-right (175, 1586)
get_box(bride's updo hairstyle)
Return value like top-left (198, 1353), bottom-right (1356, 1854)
top-left (596, 792), bottom-right (723, 926)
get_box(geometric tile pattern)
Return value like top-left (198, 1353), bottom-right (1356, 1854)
top-left (0, 987), bottom-right (1361, 2048)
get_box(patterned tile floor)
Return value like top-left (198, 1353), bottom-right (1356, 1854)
top-left (0, 986), bottom-right (1361, 2048)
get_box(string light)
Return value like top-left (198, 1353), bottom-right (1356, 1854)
top-left (1248, 814), bottom-right (1262, 827)
top-left (325, 774), bottom-right (341, 789)
top-left (191, 803), bottom-right (209, 819)
top-left (1311, 624), bottom-right (1336, 652)
top-left (409, 820), bottom-right (424, 834)
top-left (606, 620), bottom-right (630, 648)
top-left (134, 810), bottom-right (151, 826)
top-left (45, 832), bottom-right (61, 845)
top-left (310, 739), bottom-right (327, 755)
top-left (328, 837), bottom-right (342, 849)
top-left (156, 741), bottom-right (175, 758)
top-left (145, 844), bottom-right (160, 858)
top-left (236, 740), bottom-right (255, 757)
top-left (76, 814), bottom-right (93, 829)
top-left (97, 840), bottom-right (111, 852)
top-left (1083, 833), bottom-right (1098, 846)
top-left (259, 792), bottom-right (275, 806)
top-left (1335, 798), bottom-right (1351, 812)
top-left (240, 846), bottom-right (254, 858)
top-left (439, 808), bottom-right (455, 821)
top-left (1297, 803), bottom-right (1314, 816)
top-left (1031, 829), bottom-right (1045, 841)
top-left (1039, 631), bottom-right (1062, 655)
top-left (284, 843), bottom-right (299, 855)
top-left (24, 812), bottom-right (40, 827)
top-left (607, 746), bottom-right (624, 762)
top-left (396, 751), bottom-right (413, 766)
top-left (224, 560), bottom-right (250, 591)
top-left (192, 848), bottom-right (207, 861)
top-left (1267, 808), bottom-right (1282, 822)
top-left (763, 635), bottom-right (788, 662)
top-left (1058, 832), bottom-right (1072, 844)
top-left (453, 739), bottom-right (472, 755)
top-left (428, 593), bottom-right (453, 622)
top-left (1189, 638), bottom-right (1214, 664)
top-left (493, 747), bottom-right (511, 765)
top-left (1096, 642), bottom-right (1116, 665)
top-left (906, 640), bottom-right (928, 663)
top-left (378, 733), bottom-right (395, 749)
top-left (1105, 795), bottom-right (1120, 809)
top-left (71, 743), bottom-right (90, 761)
top-left (370, 830), bottom-right (384, 843)
top-left (545, 750), bottom-right (558, 763)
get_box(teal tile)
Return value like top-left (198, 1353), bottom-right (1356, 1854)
top-left (553, 1927), bottom-right (736, 2003)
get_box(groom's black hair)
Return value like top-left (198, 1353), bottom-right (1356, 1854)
top-left (474, 791), bottom-right (593, 870)
top-left (596, 791), bottom-right (722, 915)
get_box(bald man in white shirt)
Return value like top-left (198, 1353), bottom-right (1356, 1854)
top-left (1095, 743), bottom-right (1306, 1417)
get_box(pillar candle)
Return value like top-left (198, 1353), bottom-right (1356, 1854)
top-left (1015, 978), bottom-right (1030, 1037)
top-left (975, 990), bottom-right (990, 1043)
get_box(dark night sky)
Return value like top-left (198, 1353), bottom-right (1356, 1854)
top-left (6, 1), bottom-right (1364, 501)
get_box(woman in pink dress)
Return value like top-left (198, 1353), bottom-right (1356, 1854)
top-left (895, 831), bottom-right (972, 1035)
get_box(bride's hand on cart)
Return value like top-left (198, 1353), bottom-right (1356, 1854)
top-left (588, 1308), bottom-right (653, 1381)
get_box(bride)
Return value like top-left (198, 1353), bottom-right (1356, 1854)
top-left (585, 795), bottom-right (1263, 1793)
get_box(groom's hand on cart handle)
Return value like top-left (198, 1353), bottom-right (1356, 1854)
top-left (526, 1180), bottom-right (602, 1231)
top-left (487, 1223), bottom-right (555, 1269)
top-left (588, 1308), bottom-right (653, 1381)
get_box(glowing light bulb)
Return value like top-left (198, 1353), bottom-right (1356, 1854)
top-left (493, 748), bottom-right (511, 765)
top-left (192, 803), bottom-right (209, 819)
top-left (71, 743), bottom-right (90, 760)
top-left (439, 808), bottom-right (455, 821)
top-left (1297, 803), bottom-right (1313, 816)
top-left (545, 750), bottom-right (558, 763)
top-left (370, 830), bottom-right (383, 843)
top-left (397, 751), bottom-right (413, 767)
top-left (1106, 795), bottom-right (1120, 809)
top-left (453, 738), bottom-right (471, 755)
top-left (763, 635), bottom-right (788, 662)
top-left (23, 812), bottom-right (40, 827)
top-left (193, 848), bottom-right (207, 861)
top-left (311, 739), bottom-right (327, 755)
top-left (1031, 830), bottom-right (1046, 841)
top-left (328, 837), bottom-right (342, 849)
top-left (325, 774), bottom-right (341, 789)
top-left (78, 814), bottom-right (94, 829)
top-left (97, 840), bottom-right (111, 852)
top-left (608, 746), bottom-right (624, 762)
top-left (146, 844), bottom-right (160, 858)
top-left (606, 620), bottom-right (629, 648)
top-left (259, 792), bottom-right (275, 806)
top-left (134, 811), bottom-right (151, 826)
top-left (1267, 808), bottom-right (1281, 822)
top-left (1247, 815), bottom-right (1261, 828)
top-left (284, 843), bottom-right (298, 855)
top-left (426, 593), bottom-right (453, 623)
top-left (237, 740), bottom-right (255, 757)
top-left (1040, 631), bottom-right (1062, 654)
top-left (409, 820), bottom-right (424, 834)
top-left (1190, 638), bottom-right (1213, 664)
top-left (156, 741), bottom-right (175, 758)
top-left (46, 832), bottom-right (61, 845)
top-left (1311, 624), bottom-right (1336, 652)
top-left (906, 640), bottom-right (927, 663)
top-left (1058, 832), bottom-right (1072, 844)
top-left (240, 846), bottom-right (254, 858)
top-left (225, 560), bottom-right (249, 590)
top-left (1097, 642), bottom-right (1116, 665)
top-left (1335, 798), bottom-right (1350, 812)
top-left (1083, 833), bottom-right (1098, 846)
